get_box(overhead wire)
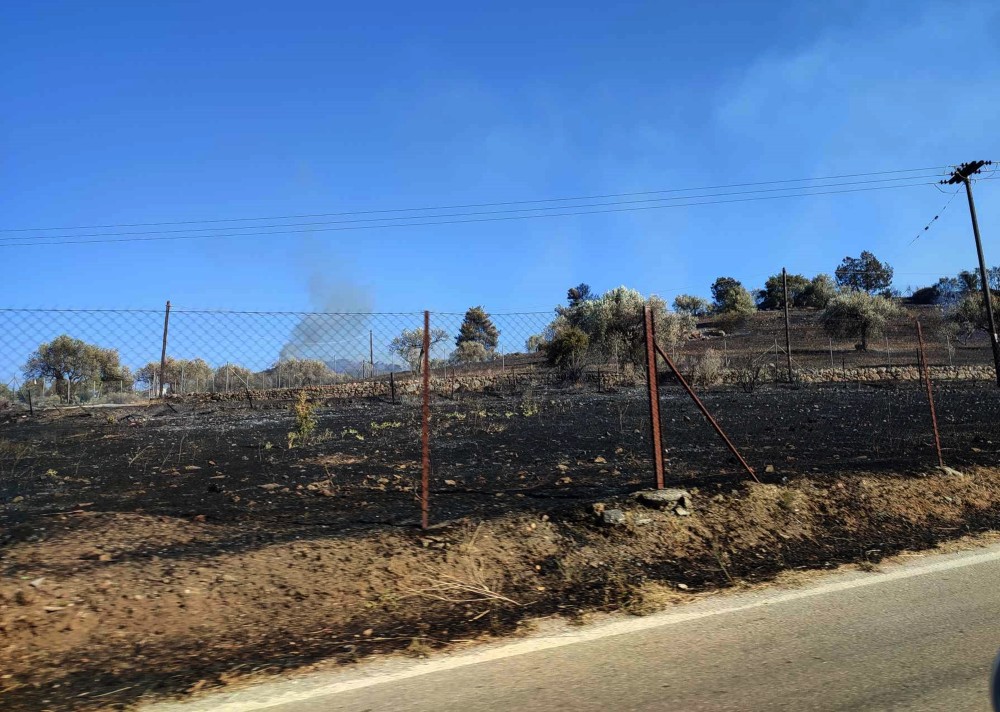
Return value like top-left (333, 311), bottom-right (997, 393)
top-left (908, 186), bottom-right (962, 246)
top-left (3, 177), bottom-right (980, 249)
top-left (0, 164), bottom-right (953, 234)
top-left (0, 173), bottom-right (952, 244)
top-left (0, 173), bottom-right (956, 245)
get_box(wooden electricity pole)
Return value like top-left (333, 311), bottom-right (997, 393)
top-left (944, 161), bottom-right (1000, 387)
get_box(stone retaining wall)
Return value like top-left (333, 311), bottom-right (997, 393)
top-left (176, 364), bottom-right (991, 404)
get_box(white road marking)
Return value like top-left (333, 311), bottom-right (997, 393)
top-left (143, 543), bottom-right (1000, 712)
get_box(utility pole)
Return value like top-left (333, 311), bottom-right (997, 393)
top-left (944, 160), bottom-right (1000, 387)
top-left (782, 267), bottom-right (793, 382)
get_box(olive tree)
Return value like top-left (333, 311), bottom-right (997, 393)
top-left (555, 286), bottom-right (694, 366)
top-left (821, 291), bottom-right (903, 350)
top-left (672, 294), bottom-right (711, 317)
top-left (137, 357), bottom-right (213, 393)
top-left (23, 334), bottom-right (130, 401)
top-left (390, 327), bottom-right (449, 372)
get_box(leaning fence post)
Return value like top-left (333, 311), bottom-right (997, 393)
top-left (916, 320), bottom-right (944, 468)
top-left (653, 340), bottom-right (759, 482)
top-left (643, 305), bottom-right (665, 490)
top-left (421, 311), bottom-right (432, 529)
top-left (158, 300), bottom-right (171, 398)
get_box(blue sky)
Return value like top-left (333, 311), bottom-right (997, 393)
top-left (2, 1), bottom-right (999, 314)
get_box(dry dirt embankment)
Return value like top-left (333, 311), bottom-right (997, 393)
top-left (3, 466), bottom-right (1000, 710)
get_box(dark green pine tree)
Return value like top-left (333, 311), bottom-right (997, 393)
top-left (456, 306), bottom-right (500, 352)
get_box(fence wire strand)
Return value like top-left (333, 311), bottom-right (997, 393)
top-left (0, 304), bottom-right (997, 531)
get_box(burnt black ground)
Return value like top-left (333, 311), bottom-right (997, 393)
top-left (1, 378), bottom-right (997, 537)
top-left (1, 377), bottom-right (999, 711)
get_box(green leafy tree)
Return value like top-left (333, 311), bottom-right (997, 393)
top-left (544, 325), bottom-right (589, 376)
top-left (451, 340), bottom-right (490, 364)
top-left (756, 273), bottom-right (810, 310)
top-left (821, 291), bottom-right (903, 350)
top-left (137, 357), bottom-right (212, 393)
top-left (23, 334), bottom-right (129, 401)
top-left (566, 283), bottom-right (595, 307)
top-left (455, 306), bottom-right (499, 353)
top-left (672, 294), bottom-right (711, 317)
top-left (710, 277), bottom-right (743, 310)
top-left (264, 358), bottom-right (338, 387)
top-left (949, 292), bottom-right (997, 342)
top-left (710, 277), bottom-right (756, 324)
top-left (554, 286), bottom-right (694, 366)
top-left (213, 364), bottom-right (254, 391)
top-left (800, 274), bottom-right (838, 308)
top-left (390, 327), bottom-right (449, 372)
top-left (525, 334), bottom-right (548, 353)
top-left (834, 251), bottom-right (894, 294)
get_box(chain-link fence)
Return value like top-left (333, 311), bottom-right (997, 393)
top-left (1, 303), bottom-right (997, 532)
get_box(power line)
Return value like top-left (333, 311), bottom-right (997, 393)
top-left (908, 186), bottom-right (962, 246)
top-left (0, 165), bottom-right (952, 234)
top-left (0, 179), bottom-right (963, 248)
top-left (0, 173), bottom-right (949, 244)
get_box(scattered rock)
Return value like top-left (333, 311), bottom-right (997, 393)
top-left (11, 495), bottom-right (24, 503)
top-left (937, 465), bottom-right (965, 478)
top-left (635, 517), bottom-right (653, 526)
top-left (593, 456), bottom-right (607, 464)
top-left (444, 480), bottom-right (457, 486)
top-left (677, 583), bottom-right (690, 590)
top-left (98, 553), bottom-right (113, 562)
top-left (259, 483), bottom-right (281, 491)
top-left (634, 489), bottom-right (690, 510)
top-left (601, 509), bottom-right (626, 526)
top-left (674, 506), bottom-right (691, 517)
top-left (765, 464), bottom-right (776, 474)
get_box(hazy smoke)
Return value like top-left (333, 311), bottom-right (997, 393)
top-left (279, 273), bottom-right (375, 366)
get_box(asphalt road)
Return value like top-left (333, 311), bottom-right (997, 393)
top-left (149, 543), bottom-right (1000, 712)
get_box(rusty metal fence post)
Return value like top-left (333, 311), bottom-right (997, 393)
top-left (158, 300), bottom-right (171, 398)
top-left (653, 341), bottom-right (759, 483)
top-left (643, 306), bottom-right (665, 489)
top-left (421, 310), bottom-right (431, 529)
top-left (916, 320), bottom-right (944, 468)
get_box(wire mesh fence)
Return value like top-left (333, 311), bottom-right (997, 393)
top-left (1, 303), bottom-right (998, 532)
